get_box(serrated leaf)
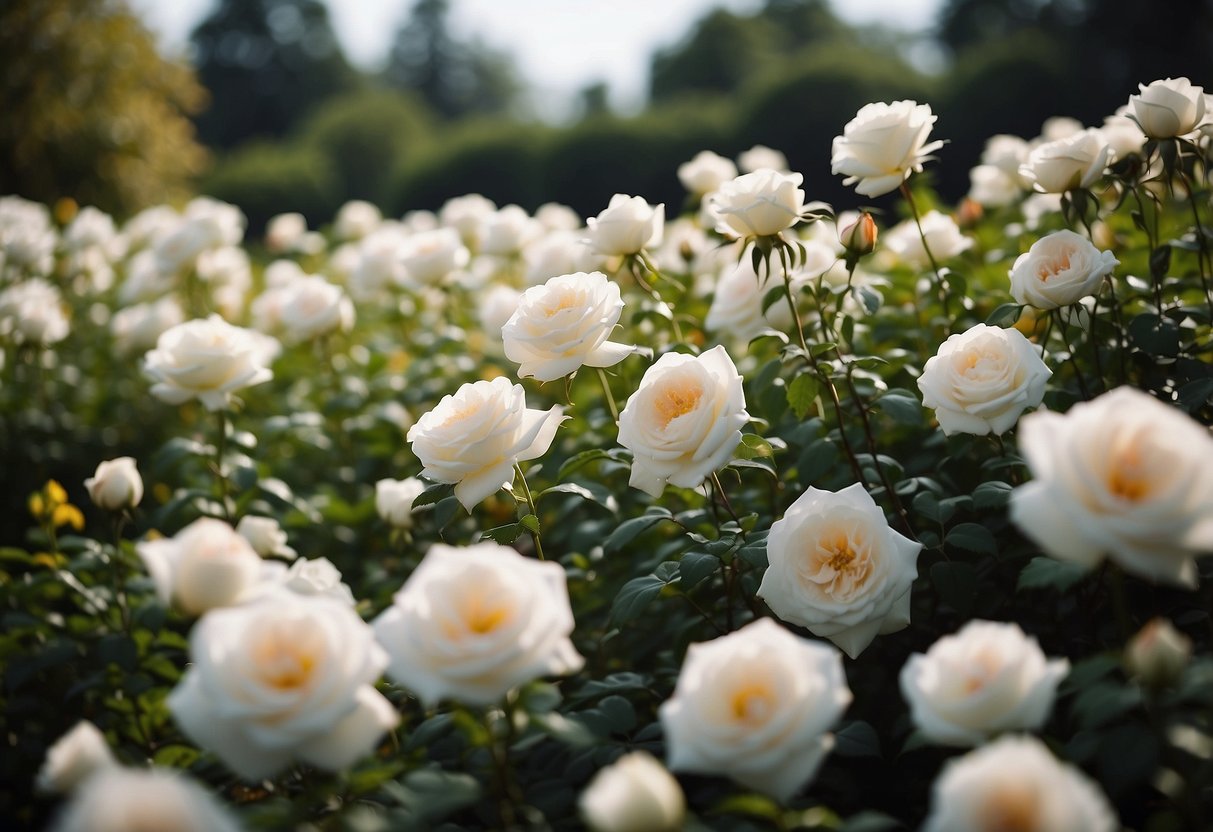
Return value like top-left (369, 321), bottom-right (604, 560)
top-left (412, 482), bottom-right (454, 509)
top-left (787, 372), bottom-right (819, 419)
top-left (679, 551), bottom-right (720, 589)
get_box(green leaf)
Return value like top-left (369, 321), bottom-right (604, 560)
top-left (874, 389), bottom-right (924, 426)
top-left (481, 522), bottom-right (524, 545)
top-left (153, 745), bottom-right (201, 769)
top-left (786, 372), bottom-right (820, 420)
top-left (603, 514), bottom-right (667, 554)
top-left (1149, 244), bottom-right (1172, 280)
top-left (1017, 557), bottom-right (1090, 593)
top-left (841, 812), bottom-right (905, 832)
top-left (97, 633), bottom-right (138, 671)
top-left (1072, 681), bottom-right (1141, 730)
top-left (972, 481), bottom-right (1013, 510)
top-left (834, 720), bottom-right (882, 759)
top-left (710, 793), bottom-right (782, 820)
top-left (557, 448), bottom-right (611, 479)
top-left (762, 284), bottom-right (787, 316)
top-left (945, 523), bottom-right (997, 556)
top-left (930, 561), bottom-right (977, 616)
top-left (610, 566), bottom-right (678, 624)
top-left (518, 514), bottom-right (540, 534)
top-left (985, 303), bottom-right (1025, 327)
top-left (1129, 313), bottom-right (1180, 357)
top-left (412, 482), bottom-right (454, 509)
top-left (679, 551), bottom-right (720, 589)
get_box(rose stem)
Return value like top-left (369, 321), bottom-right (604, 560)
top-left (513, 464), bottom-right (545, 561)
top-left (1051, 310), bottom-right (1091, 400)
top-left (634, 250), bottom-right (685, 342)
top-left (1176, 163), bottom-right (1213, 319)
top-left (899, 181), bottom-right (951, 319)
top-left (595, 367), bottom-right (619, 423)
top-left (214, 409), bottom-right (233, 522)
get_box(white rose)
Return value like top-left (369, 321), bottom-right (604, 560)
top-left (479, 204), bottom-right (541, 257)
top-left (277, 274), bottom-right (354, 344)
top-left (579, 752), bottom-right (685, 832)
top-left (1019, 129), bottom-right (1113, 193)
top-left (585, 194), bottom-right (664, 257)
top-left (884, 211), bottom-right (972, 267)
top-left (708, 168), bottom-right (805, 239)
top-left (758, 483), bottom-right (922, 658)
top-left (1008, 229), bottom-right (1119, 309)
top-left (478, 283), bottom-right (523, 338)
top-left (333, 200), bottom-right (381, 241)
top-left (440, 193), bottom-right (497, 245)
top-left (265, 212), bottom-right (308, 253)
top-left (168, 591), bottom-right (398, 780)
top-left (84, 457), bottom-right (143, 511)
top-left (277, 557), bottom-right (356, 605)
top-left (1125, 618), bottom-right (1192, 687)
top-left (737, 144), bottom-right (789, 173)
top-left (678, 150), bottom-right (738, 196)
top-left (235, 514), bottom-right (296, 560)
top-left (36, 721), bottom-right (116, 795)
top-left (900, 620), bottom-right (1070, 747)
top-left (535, 202), bottom-right (581, 231)
top-left (1009, 386), bottom-right (1213, 587)
top-left (659, 618), bottom-right (851, 802)
top-left (110, 296), bottom-right (184, 356)
top-left (372, 541), bottom-right (583, 706)
top-left (704, 256), bottom-right (791, 342)
top-left (137, 518), bottom-right (264, 615)
top-left (407, 376), bottom-right (565, 510)
top-left (0, 278), bottom-right (70, 345)
top-left (143, 315), bottom-right (274, 411)
top-left (923, 735), bottom-right (1117, 832)
top-left (917, 324), bottom-right (1051, 436)
top-left (1101, 105), bottom-right (1147, 158)
top-left (398, 227), bottom-right (470, 288)
top-left (1130, 77), bottom-right (1206, 138)
top-left (375, 477), bottom-right (427, 528)
top-left (49, 767), bottom-right (243, 832)
top-left (523, 229), bottom-right (605, 286)
top-left (502, 271), bottom-right (636, 382)
top-left (617, 345), bottom-right (749, 498)
top-left (968, 164), bottom-right (1023, 208)
top-left (831, 100), bottom-right (944, 197)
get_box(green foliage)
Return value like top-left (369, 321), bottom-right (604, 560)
top-left (202, 142), bottom-right (338, 233)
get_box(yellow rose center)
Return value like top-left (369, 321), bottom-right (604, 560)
top-left (806, 524), bottom-right (874, 598)
top-left (1036, 250), bottom-right (1073, 282)
top-left (979, 783), bottom-right (1042, 832)
top-left (728, 681), bottom-right (774, 725)
top-left (962, 647), bottom-right (1005, 694)
top-left (654, 381), bottom-right (704, 428)
top-left (1107, 441), bottom-right (1151, 503)
top-left (253, 630), bottom-right (319, 691)
top-left (542, 290), bottom-right (581, 318)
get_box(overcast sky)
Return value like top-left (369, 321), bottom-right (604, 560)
top-left (130, 0), bottom-right (942, 118)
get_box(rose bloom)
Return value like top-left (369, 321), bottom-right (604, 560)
top-left (502, 271), bottom-right (636, 382)
top-left (407, 376), bottom-right (564, 510)
top-left (900, 620), bottom-right (1070, 747)
top-left (579, 752), bottom-right (685, 832)
top-left (168, 590), bottom-right (398, 780)
top-left (1130, 77), bottom-right (1206, 138)
top-left (704, 256), bottom-right (792, 342)
top-left (585, 194), bottom-right (664, 257)
top-left (758, 483), bottom-right (922, 658)
top-left (708, 169), bottom-right (805, 239)
top-left (398, 227), bottom-right (470, 288)
top-left (236, 514), bottom-right (297, 560)
top-left (375, 477), bottom-right (427, 528)
top-left (265, 212), bottom-right (307, 253)
top-left (272, 557), bottom-right (357, 605)
top-left (110, 296), bottom-right (184, 356)
top-left (660, 618), bottom-right (851, 801)
top-left (1009, 229), bottom-right (1119, 310)
top-left (1019, 128), bottom-right (1112, 193)
top-left (334, 199), bottom-right (382, 241)
top-left (137, 517), bottom-right (264, 616)
top-left (277, 274), bottom-right (354, 344)
top-left (923, 735), bottom-right (1117, 832)
top-left (1125, 618), bottom-right (1192, 687)
top-left (143, 315), bottom-right (274, 411)
top-left (534, 201), bottom-right (581, 232)
top-left (440, 193), bottom-right (497, 245)
top-left (883, 211), bottom-right (972, 267)
top-left (831, 100), bottom-right (944, 197)
top-left (36, 721), bottom-right (116, 795)
top-left (84, 457), bottom-right (143, 511)
top-left (917, 324), bottom-right (1051, 436)
top-left (0, 277), bottom-right (70, 345)
top-left (617, 345), bottom-right (749, 498)
top-left (523, 229), bottom-right (605, 286)
top-left (372, 541), bottom-right (583, 706)
top-left (49, 767), bottom-right (242, 832)
top-left (478, 204), bottom-right (541, 257)
top-left (677, 150), bottom-right (738, 197)
top-left (1100, 105), bottom-right (1148, 159)
top-left (1009, 386), bottom-right (1213, 588)
top-left (737, 144), bottom-right (788, 173)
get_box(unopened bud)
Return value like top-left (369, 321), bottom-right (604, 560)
top-left (839, 212), bottom-right (878, 257)
top-left (1125, 617), bottom-right (1191, 688)
top-left (956, 197), bottom-right (984, 228)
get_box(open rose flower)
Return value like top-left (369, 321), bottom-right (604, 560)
top-left (375, 477), bottom-right (427, 528)
top-left (900, 620), bottom-right (1069, 747)
top-left (408, 376), bottom-right (565, 510)
top-left (1009, 229), bottom-right (1118, 309)
top-left (398, 227), bottom-right (470, 288)
top-left (831, 100), bottom-right (944, 197)
top-left (617, 345), bottom-right (749, 497)
top-left (502, 271), bottom-right (636, 381)
top-left (677, 150), bottom-right (738, 197)
top-left (579, 752), bottom-right (685, 832)
top-left (143, 314), bottom-right (274, 411)
top-left (168, 590), bottom-right (398, 781)
top-left (277, 274), bottom-right (354, 344)
top-left (660, 618), bottom-right (851, 802)
top-left (137, 518), bottom-right (264, 616)
top-left (1019, 129), bottom-right (1112, 193)
top-left (923, 735), bottom-right (1117, 832)
top-left (49, 767), bottom-right (243, 832)
top-left (758, 483), bottom-right (922, 658)
top-left (585, 194), bottom-right (664, 257)
top-left (917, 323), bottom-right (1051, 436)
top-left (708, 169), bottom-right (805, 239)
top-left (1009, 386), bottom-right (1213, 587)
top-left (36, 721), bottom-right (116, 795)
top-left (1130, 77), bottom-right (1206, 138)
top-left (372, 542), bottom-right (583, 706)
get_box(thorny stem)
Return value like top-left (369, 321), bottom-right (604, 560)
top-left (513, 464), bottom-right (545, 561)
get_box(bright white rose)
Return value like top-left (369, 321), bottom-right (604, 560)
top-left (440, 193), bottom-right (497, 245)
top-left (660, 618), bottom-right (851, 801)
top-left (585, 194), bottom-right (664, 257)
top-left (84, 457), bottom-right (143, 511)
top-left (708, 169), bottom-right (805, 239)
top-left (407, 376), bottom-right (565, 510)
top-left (917, 324), bottom-right (1051, 436)
top-left (36, 721), bottom-right (116, 795)
top-left (49, 767), bottom-right (242, 832)
top-left (278, 557), bottom-right (356, 605)
top-left (900, 620), bottom-right (1070, 747)
top-left (678, 150), bottom-right (738, 196)
top-left (137, 518), bottom-right (264, 615)
top-left (375, 477), bottom-right (427, 528)
top-left (968, 164), bottom-right (1023, 208)
top-left (1130, 77), bottom-right (1206, 138)
top-left (704, 256), bottom-right (791, 342)
top-left (0, 278), bottom-right (70, 345)
top-left (1019, 129), bottom-right (1112, 193)
top-left (758, 483), bottom-right (922, 658)
top-left (923, 735), bottom-right (1117, 832)
top-left (523, 229), bottom-right (605, 286)
top-left (579, 752), bottom-right (685, 832)
top-left (236, 514), bottom-right (296, 560)
top-left (333, 199), bottom-right (382, 241)
top-left (535, 202), bottom-right (581, 231)
top-left (110, 296), bottom-right (184, 356)
top-left (372, 541), bottom-right (583, 706)
top-left (168, 590), bottom-right (397, 780)
top-left (1009, 386), bottom-right (1213, 588)
top-left (398, 227), bottom-right (470, 288)
top-left (479, 204), bottom-right (541, 257)
top-left (884, 211), bottom-right (972, 267)
top-left (265, 212), bottom-right (307, 253)
top-left (502, 271), bottom-right (636, 382)
top-left (1009, 229), bottom-right (1119, 309)
top-left (478, 283), bottom-right (523, 338)
top-left (737, 144), bottom-right (789, 173)
top-left (277, 274), bottom-right (354, 344)
top-left (1101, 105), bottom-right (1148, 158)
top-left (831, 100), bottom-right (944, 197)
top-left (617, 345), bottom-right (749, 498)
top-left (143, 315), bottom-right (274, 411)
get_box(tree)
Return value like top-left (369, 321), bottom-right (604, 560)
top-left (190, 0), bottom-right (361, 149)
top-left (0, 0), bottom-right (207, 216)
top-left (381, 0), bottom-right (520, 120)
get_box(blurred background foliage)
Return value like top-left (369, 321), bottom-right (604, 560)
top-left (1, 0), bottom-right (1211, 226)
